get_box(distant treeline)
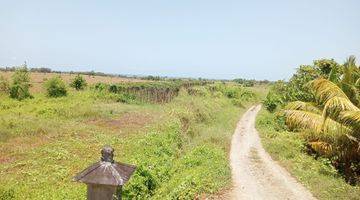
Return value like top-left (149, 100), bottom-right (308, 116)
top-left (0, 66), bottom-right (271, 84)
top-left (0, 66), bottom-right (131, 78)
top-left (233, 78), bottom-right (271, 86)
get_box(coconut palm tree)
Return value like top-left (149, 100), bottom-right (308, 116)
top-left (283, 77), bottom-right (360, 183)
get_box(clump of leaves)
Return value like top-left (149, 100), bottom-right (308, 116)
top-left (44, 76), bottom-right (67, 97)
top-left (9, 67), bottom-right (32, 100)
top-left (70, 74), bottom-right (87, 90)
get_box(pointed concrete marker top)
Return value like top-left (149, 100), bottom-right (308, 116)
top-left (74, 145), bottom-right (136, 186)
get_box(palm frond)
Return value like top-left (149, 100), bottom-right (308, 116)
top-left (344, 55), bottom-right (356, 68)
top-left (339, 111), bottom-right (360, 132)
top-left (283, 110), bottom-right (323, 131)
top-left (356, 78), bottom-right (360, 88)
top-left (285, 101), bottom-right (321, 114)
top-left (323, 96), bottom-right (359, 119)
top-left (283, 110), bottom-right (352, 137)
top-left (343, 55), bottom-right (357, 84)
top-left (309, 141), bottom-right (333, 156)
top-left (307, 79), bottom-right (349, 105)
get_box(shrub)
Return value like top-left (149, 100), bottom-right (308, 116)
top-left (0, 75), bottom-right (9, 94)
top-left (108, 84), bottom-right (118, 93)
top-left (44, 76), bottom-right (67, 97)
top-left (9, 67), bottom-right (32, 100)
top-left (263, 91), bottom-right (282, 112)
top-left (70, 74), bottom-right (87, 90)
top-left (93, 82), bottom-right (108, 91)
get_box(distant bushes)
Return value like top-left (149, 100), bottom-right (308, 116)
top-left (233, 78), bottom-right (270, 87)
top-left (44, 76), bottom-right (67, 97)
top-left (94, 82), bottom-right (182, 103)
top-left (233, 78), bottom-right (256, 87)
top-left (207, 83), bottom-right (256, 104)
top-left (30, 67), bottom-right (52, 73)
top-left (70, 74), bottom-right (87, 90)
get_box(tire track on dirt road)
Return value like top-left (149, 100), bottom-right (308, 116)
top-left (229, 105), bottom-right (315, 200)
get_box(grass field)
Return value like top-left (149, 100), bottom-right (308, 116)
top-left (0, 76), bottom-right (262, 199)
top-left (255, 109), bottom-right (360, 200)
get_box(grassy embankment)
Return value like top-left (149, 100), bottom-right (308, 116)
top-left (256, 109), bottom-right (360, 200)
top-left (0, 80), bottom-right (262, 199)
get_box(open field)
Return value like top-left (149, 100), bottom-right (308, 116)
top-left (0, 71), bottom-right (145, 93)
top-left (0, 77), bottom-right (262, 199)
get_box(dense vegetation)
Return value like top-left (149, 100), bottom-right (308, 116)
top-left (0, 72), bottom-right (260, 199)
top-left (256, 110), bottom-right (360, 200)
top-left (263, 56), bottom-right (360, 185)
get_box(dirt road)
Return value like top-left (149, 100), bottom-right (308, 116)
top-left (229, 105), bottom-right (315, 200)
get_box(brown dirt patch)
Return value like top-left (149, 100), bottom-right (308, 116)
top-left (88, 112), bottom-right (154, 133)
top-left (0, 135), bottom-right (50, 164)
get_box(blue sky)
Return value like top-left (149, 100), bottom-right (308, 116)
top-left (1, 0), bottom-right (359, 80)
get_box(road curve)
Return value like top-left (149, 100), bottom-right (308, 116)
top-left (229, 105), bottom-right (315, 200)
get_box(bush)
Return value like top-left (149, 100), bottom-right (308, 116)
top-left (44, 76), bottom-right (67, 97)
top-left (263, 91), bottom-right (282, 112)
top-left (93, 82), bottom-right (108, 91)
top-left (70, 75), bottom-right (87, 90)
top-left (0, 75), bottom-right (9, 94)
top-left (9, 67), bottom-right (32, 100)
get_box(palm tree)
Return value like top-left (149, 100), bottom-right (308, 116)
top-left (283, 76), bottom-right (360, 182)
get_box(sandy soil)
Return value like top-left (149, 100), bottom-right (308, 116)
top-left (229, 105), bottom-right (316, 200)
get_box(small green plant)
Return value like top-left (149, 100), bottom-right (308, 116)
top-left (9, 67), bottom-right (32, 100)
top-left (44, 76), bottom-right (67, 97)
top-left (70, 74), bottom-right (87, 90)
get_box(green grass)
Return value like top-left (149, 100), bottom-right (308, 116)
top-left (0, 85), bottom-right (259, 199)
top-left (256, 108), bottom-right (360, 200)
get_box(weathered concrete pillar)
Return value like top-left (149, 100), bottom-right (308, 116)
top-left (74, 146), bottom-right (136, 200)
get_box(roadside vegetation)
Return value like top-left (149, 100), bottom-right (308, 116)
top-left (0, 70), bottom-right (261, 199)
top-left (259, 56), bottom-right (360, 199)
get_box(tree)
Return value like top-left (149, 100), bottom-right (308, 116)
top-left (9, 67), bottom-right (32, 100)
top-left (283, 78), bottom-right (360, 183)
top-left (313, 58), bottom-right (340, 77)
top-left (70, 74), bottom-right (87, 90)
top-left (44, 76), bottom-right (67, 97)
